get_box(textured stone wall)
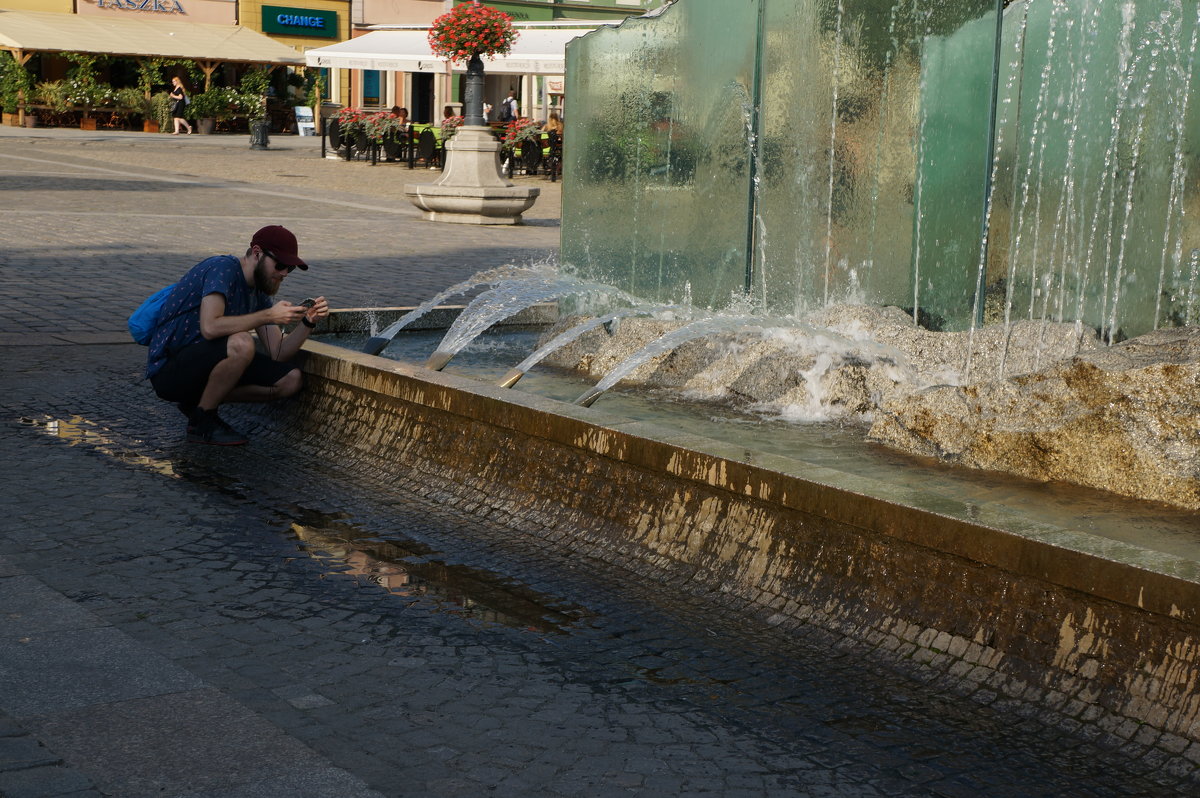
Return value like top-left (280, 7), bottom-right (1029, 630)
top-left (255, 342), bottom-right (1200, 749)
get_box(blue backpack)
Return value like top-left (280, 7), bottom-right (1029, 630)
top-left (128, 283), bottom-right (177, 345)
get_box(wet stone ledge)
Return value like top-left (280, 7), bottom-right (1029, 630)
top-left (240, 338), bottom-right (1200, 756)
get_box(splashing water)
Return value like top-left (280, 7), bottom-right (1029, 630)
top-left (361, 260), bottom-right (555, 356)
top-left (498, 304), bottom-right (688, 388)
top-left (426, 274), bottom-right (636, 371)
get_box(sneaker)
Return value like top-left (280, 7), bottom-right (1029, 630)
top-left (186, 409), bottom-right (247, 446)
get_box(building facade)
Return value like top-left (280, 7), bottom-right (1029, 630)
top-left (333, 0), bottom-right (671, 124)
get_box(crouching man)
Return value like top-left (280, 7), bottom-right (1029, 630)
top-left (145, 225), bottom-right (330, 445)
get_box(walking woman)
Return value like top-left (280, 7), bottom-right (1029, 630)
top-left (169, 76), bottom-right (192, 135)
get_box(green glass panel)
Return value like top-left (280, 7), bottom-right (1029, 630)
top-left (565, 0), bottom-right (998, 319)
top-left (562, 0), bottom-right (759, 308)
top-left (910, 6), bottom-right (1000, 330)
top-left (564, 0), bottom-right (1198, 338)
top-left (986, 0), bottom-right (1200, 338)
top-left (756, 0), bottom-right (996, 321)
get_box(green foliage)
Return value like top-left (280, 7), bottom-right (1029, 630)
top-left (304, 71), bottom-right (326, 114)
top-left (136, 58), bottom-right (165, 95)
top-left (0, 51), bottom-right (33, 113)
top-left (151, 91), bottom-right (173, 130)
top-left (186, 87), bottom-right (240, 121)
top-left (34, 81), bottom-right (71, 114)
top-left (63, 52), bottom-right (106, 89)
top-left (239, 68), bottom-right (272, 120)
top-left (113, 86), bottom-right (149, 116)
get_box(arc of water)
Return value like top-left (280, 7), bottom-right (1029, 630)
top-left (575, 316), bottom-right (764, 407)
top-left (497, 305), bottom-right (686, 389)
top-left (360, 263), bottom-right (551, 356)
top-left (426, 276), bottom-right (638, 372)
top-left (574, 313), bottom-right (919, 410)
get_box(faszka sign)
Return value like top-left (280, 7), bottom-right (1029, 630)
top-left (96, 0), bottom-right (186, 13)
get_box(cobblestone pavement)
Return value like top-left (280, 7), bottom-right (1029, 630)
top-left (0, 128), bottom-right (1194, 797)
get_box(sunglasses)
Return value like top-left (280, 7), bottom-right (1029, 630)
top-left (263, 250), bottom-right (295, 274)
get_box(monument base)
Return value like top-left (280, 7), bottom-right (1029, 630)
top-left (405, 126), bottom-right (539, 225)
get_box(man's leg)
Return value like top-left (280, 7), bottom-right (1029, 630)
top-left (223, 367), bottom-right (302, 404)
top-left (195, 332), bottom-right (255, 411)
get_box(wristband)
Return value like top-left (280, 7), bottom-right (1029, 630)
top-left (301, 317), bottom-right (316, 329)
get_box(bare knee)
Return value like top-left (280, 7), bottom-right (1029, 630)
top-left (274, 368), bottom-right (303, 398)
top-left (226, 332), bottom-right (255, 364)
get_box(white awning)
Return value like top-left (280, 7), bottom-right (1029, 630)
top-left (0, 9), bottom-right (303, 64)
top-left (305, 28), bottom-right (593, 75)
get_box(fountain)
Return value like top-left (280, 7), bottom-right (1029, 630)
top-left (242, 0), bottom-right (1200, 766)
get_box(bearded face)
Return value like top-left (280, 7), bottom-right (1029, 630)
top-left (253, 253), bottom-right (281, 296)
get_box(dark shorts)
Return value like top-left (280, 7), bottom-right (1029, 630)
top-left (150, 337), bottom-right (297, 406)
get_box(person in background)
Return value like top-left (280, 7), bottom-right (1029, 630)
top-left (386, 107), bottom-right (411, 162)
top-left (500, 90), bottom-right (519, 122)
top-left (169, 76), bottom-right (192, 135)
top-left (542, 111), bottom-right (563, 135)
top-left (483, 101), bottom-right (493, 121)
top-left (144, 226), bottom-right (330, 445)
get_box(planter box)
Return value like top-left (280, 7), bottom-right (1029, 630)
top-left (143, 119), bottom-right (159, 133)
top-left (23, 115), bottom-right (38, 128)
top-left (196, 117), bottom-right (215, 135)
top-left (2, 112), bottom-right (16, 126)
top-left (80, 116), bottom-right (97, 130)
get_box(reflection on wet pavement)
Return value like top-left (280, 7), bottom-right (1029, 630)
top-left (286, 510), bottom-right (591, 634)
top-left (24, 413), bottom-right (589, 635)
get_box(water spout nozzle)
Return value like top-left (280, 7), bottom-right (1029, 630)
top-left (361, 335), bottom-right (391, 356)
top-left (425, 350), bottom-right (454, 371)
top-left (497, 368), bottom-right (525, 388)
top-left (575, 386), bottom-right (604, 407)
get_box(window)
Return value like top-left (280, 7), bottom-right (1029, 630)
top-left (362, 69), bottom-right (380, 107)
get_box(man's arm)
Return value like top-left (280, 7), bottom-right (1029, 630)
top-left (257, 296), bottom-right (332, 362)
top-left (199, 293), bottom-right (305, 341)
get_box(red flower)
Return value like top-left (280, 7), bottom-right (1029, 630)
top-left (428, 3), bottom-right (517, 63)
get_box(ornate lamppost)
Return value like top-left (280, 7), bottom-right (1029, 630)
top-left (405, 2), bottom-right (539, 225)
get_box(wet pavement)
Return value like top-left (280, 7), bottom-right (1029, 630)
top-left (1, 127), bottom-right (1196, 797)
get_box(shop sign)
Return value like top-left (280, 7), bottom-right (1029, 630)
top-left (262, 5), bottom-right (338, 38)
top-left (95, 0), bottom-right (186, 11)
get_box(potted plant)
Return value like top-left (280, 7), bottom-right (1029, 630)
top-left (186, 89), bottom-right (224, 134)
top-left (150, 91), bottom-right (173, 133)
top-left (427, 2), bottom-right (517, 126)
top-left (365, 110), bottom-right (409, 159)
top-left (63, 53), bottom-right (105, 129)
top-left (240, 68), bottom-right (272, 149)
top-left (113, 87), bottom-right (146, 130)
top-left (333, 106), bottom-right (369, 158)
top-left (439, 114), bottom-right (464, 141)
top-left (0, 51), bottom-right (33, 127)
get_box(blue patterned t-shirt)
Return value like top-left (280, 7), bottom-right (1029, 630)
top-left (145, 255), bottom-right (272, 378)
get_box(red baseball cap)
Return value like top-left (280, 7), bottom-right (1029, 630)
top-left (251, 225), bottom-right (308, 270)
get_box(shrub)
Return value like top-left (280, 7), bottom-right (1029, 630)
top-left (151, 91), bottom-right (173, 130)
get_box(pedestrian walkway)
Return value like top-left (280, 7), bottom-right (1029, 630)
top-left (0, 131), bottom-right (1193, 797)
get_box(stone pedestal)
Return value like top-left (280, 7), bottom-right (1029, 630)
top-left (405, 126), bottom-right (539, 225)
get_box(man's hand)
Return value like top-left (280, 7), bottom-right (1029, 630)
top-left (302, 296), bottom-right (331, 326)
top-left (267, 301), bottom-right (309, 326)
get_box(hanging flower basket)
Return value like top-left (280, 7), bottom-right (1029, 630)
top-left (428, 3), bottom-right (518, 63)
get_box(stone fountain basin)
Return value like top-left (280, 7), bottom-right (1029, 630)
top-left (251, 307), bottom-right (1200, 746)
